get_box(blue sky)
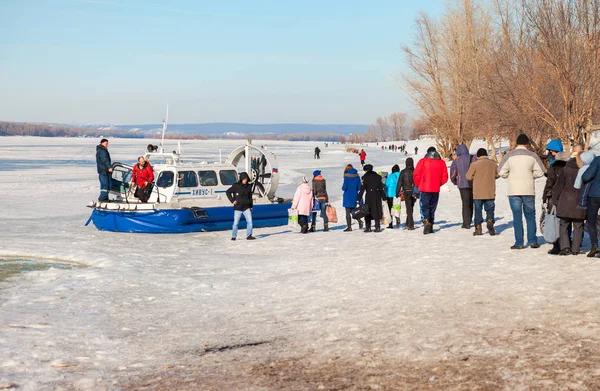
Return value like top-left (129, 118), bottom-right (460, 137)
top-left (0, 0), bottom-right (443, 125)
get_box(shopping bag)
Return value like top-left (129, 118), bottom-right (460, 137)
top-left (391, 197), bottom-right (402, 218)
top-left (543, 206), bottom-right (560, 243)
top-left (312, 198), bottom-right (320, 211)
top-left (381, 200), bottom-right (392, 225)
top-left (325, 205), bottom-right (338, 223)
top-left (287, 208), bottom-right (299, 228)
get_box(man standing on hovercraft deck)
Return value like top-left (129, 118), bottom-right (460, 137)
top-left (226, 172), bottom-right (256, 241)
top-left (96, 138), bottom-right (113, 202)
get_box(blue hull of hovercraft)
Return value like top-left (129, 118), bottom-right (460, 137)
top-left (90, 202), bottom-right (292, 233)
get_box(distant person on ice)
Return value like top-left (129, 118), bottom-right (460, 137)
top-left (358, 164), bottom-right (386, 232)
top-left (498, 134), bottom-right (546, 250)
top-left (414, 146), bottom-right (419, 156)
top-left (450, 143), bottom-right (476, 229)
top-left (314, 146), bottom-right (321, 159)
top-left (291, 176), bottom-right (314, 234)
top-left (466, 148), bottom-right (498, 236)
top-left (397, 157), bottom-right (416, 230)
top-left (131, 156), bottom-right (154, 203)
top-left (96, 138), bottom-right (113, 202)
top-left (226, 172), bottom-right (256, 241)
top-left (311, 170), bottom-right (330, 232)
top-left (342, 164), bottom-right (363, 231)
top-left (413, 146), bottom-right (448, 234)
top-left (359, 149), bottom-right (367, 166)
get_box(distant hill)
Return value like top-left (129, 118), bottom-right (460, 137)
top-left (1, 121), bottom-right (367, 141)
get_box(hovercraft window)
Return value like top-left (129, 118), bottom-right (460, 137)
top-left (219, 170), bottom-right (238, 186)
top-left (198, 170), bottom-right (218, 186)
top-left (157, 171), bottom-right (175, 188)
top-left (177, 171), bottom-right (198, 188)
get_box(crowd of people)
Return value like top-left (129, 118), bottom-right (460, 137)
top-left (95, 135), bottom-right (600, 255)
top-left (288, 133), bottom-right (600, 256)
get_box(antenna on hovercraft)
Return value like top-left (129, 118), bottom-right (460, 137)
top-left (159, 104), bottom-right (169, 153)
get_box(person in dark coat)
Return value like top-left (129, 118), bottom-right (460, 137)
top-left (581, 154), bottom-right (600, 257)
top-left (552, 157), bottom-right (586, 255)
top-left (396, 158), bottom-right (416, 230)
top-left (96, 138), bottom-right (113, 201)
top-left (358, 164), bottom-right (386, 232)
top-left (543, 151), bottom-right (569, 254)
top-left (314, 147), bottom-right (321, 159)
top-left (226, 172), bottom-right (255, 241)
top-left (311, 170), bottom-right (329, 232)
top-left (342, 164), bottom-right (363, 231)
top-left (450, 144), bottom-right (476, 229)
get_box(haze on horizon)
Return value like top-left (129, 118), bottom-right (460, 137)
top-left (0, 0), bottom-right (443, 125)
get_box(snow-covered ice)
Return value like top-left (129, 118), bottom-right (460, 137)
top-left (2, 136), bottom-right (600, 390)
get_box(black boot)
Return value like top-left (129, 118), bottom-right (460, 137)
top-left (588, 245), bottom-right (600, 257)
top-left (423, 219), bottom-right (431, 235)
top-left (358, 220), bottom-right (364, 229)
top-left (309, 225), bottom-right (316, 233)
top-left (374, 221), bottom-right (382, 233)
top-left (396, 218), bottom-right (401, 229)
top-left (473, 224), bottom-right (483, 236)
top-left (487, 219), bottom-right (496, 236)
top-left (301, 224), bottom-right (308, 234)
top-left (343, 226), bottom-right (352, 232)
top-left (323, 223), bottom-right (329, 232)
top-left (387, 223), bottom-right (393, 229)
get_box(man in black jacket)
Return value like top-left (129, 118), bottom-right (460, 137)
top-left (96, 138), bottom-right (113, 201)
top-left (396, 157), bottom-right (416, 230)
top-left (226, 172), bottom-right (256, 240)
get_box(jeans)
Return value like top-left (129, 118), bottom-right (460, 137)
top-left (586, 197), bottom-right (600, 247)
top-left (508, 195), bottom-right (537, 246)
top-left (473, 199), bottom-right (495, 226)
top-left (98, 173), bottom-right (111, 200)
top-left (311, 200), bottom-right (329, 225)
top-left (232, 209), bottom-right (253, 238)
top-left (459, 188), bottom-right (474, 226)
top-left (420, 192), bottom-right (440, 223)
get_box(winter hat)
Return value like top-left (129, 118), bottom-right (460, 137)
top-left (427, 146), bottom-right (437, 154)
top-left (555, 152), bottom-right (570, 162)
top-left (392, 164), bottom-right (400, 173)
top-left (364, 164), bottom-right (374, 172)
top-left (239, 172), bottom-right (250, 182)
top-left (546, 139), bottom-right (564, 153)
top-left (312, 170), bottom-right (321, 177)
top-left (477, 148), bottom-right (488, 157)
top-left (516, 134), bottom-right (530, 145)
top-left (405, 157), bottom-right (414, 168)
top-left (302, 176), bottom-right (308, 183)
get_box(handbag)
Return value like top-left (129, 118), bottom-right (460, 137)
top-left (399, 191), bottom-right (405, 202)
top-left (353, 204), bottom-right (370, 220)
top-left (543, 206), bottom-right (560, 243)
top-left (325, 205), bottom-right (338, 223)
top-left (287, 208), bottom-right (299, 228)
top-left (412, 185), bottom-right (420, 199)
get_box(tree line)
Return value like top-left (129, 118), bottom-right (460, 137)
top-left (402, 0), bottom-right (600, 159)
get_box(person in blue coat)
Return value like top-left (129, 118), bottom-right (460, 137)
top-left (581, 155), bottom-right (600, 257)
top-left (342, 164), bottom-right (363, 231)
top-left (385, 164), bottom-right (401, 228)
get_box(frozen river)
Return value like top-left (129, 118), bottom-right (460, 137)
top-left (2, 136), bottom-right (600, 390)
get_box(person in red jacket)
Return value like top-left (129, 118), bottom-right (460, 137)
top-left (359, 149), bottom-right (367, 167)
top-left (413, 146), bottom-right (449, 234)
top-left (131, 156), bottom-right (154, 202)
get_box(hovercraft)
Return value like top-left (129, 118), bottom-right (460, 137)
top-left (87, 140), bottom-right (292, 233)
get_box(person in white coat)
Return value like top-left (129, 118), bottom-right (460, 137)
top-left (498, 134), bottom-right (546, 250)
top-left (291, 176), bottom-right (314, 234)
